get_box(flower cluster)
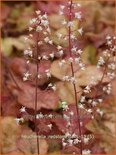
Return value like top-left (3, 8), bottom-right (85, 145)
top-left (15, 1), bottom-right (116, 155)
top-left (97, 35), bottom-right (116, 80)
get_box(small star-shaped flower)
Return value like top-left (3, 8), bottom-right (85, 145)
top-left (48, 124), bottom-right (52, 130)
top-left (48, 114), bottom-right (53, 119)
top-left (78, 27), bottom-right (83, 35)
top-left (75, 12), bottom-right (82, 20)
top-left (15, 118), bottom-right (24, 124)
top-left (69, 111), bottom-right (74, 116)
top-left (20, 106), bottom-right (26, 113)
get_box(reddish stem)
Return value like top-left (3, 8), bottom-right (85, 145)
top-left (34, 38), bottom-right (40, 155)
top-left (68, 0), bottom-right (83, 154)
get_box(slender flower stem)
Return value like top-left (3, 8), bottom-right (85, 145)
top-left (34, 38), bottom-right (39, 155)
top-left (68, 0), bottom-right (83, 154)
top-left (94, 49), bottom-right (113, 98)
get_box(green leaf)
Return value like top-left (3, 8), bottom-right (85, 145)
top-left (82, 44), bottom-right (97, 65)
top-left (1, 36), bottom-right (33, 56)
top-left (1, 38), bottom-right (13, 56)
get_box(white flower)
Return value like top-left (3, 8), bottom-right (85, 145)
top-left (87, 109), bottom-right (92, 113)
top-left (36, 26), bottom-right (43, 32)
top-left (63, 114), bottom-right (70, 120)
top-left (26, 60), bottom-right (30, 64)
top-left (80, 121), bottom-right (83, 126)
top-left (107, 40), bottom-right (112, 46)
top-left (48, 83), bottom-right (53, 87)
top-left (41, 19), bottom-right (49, 26)
top-left (57, 33), bottom-right (62, 39)
top-left (63, 104), bottom-right (69, 111)
top-left (62, 19), bottom-right (67, 25)
top-left (57, 45), bottom-right (62, 50)
top-left (49, 53), bottom-right (54, 59)
top-left (15, 118), bottom-right (24, 124)
top-left (62, 142), bottom-right (67, 147)
top-left (77, 49), bottom-right (83, 55)
top-left (71, 46), bottom-right (77, 53)
top-left (60, 5), bottom-right (65, 10)
top-left (103, 83), bottom-right (112, 94)
top-left (82, 149), bottom-right (91, 155)
top-left (71, 34), bottom-right (76, 40)
top-left (75, 57), bottom-right (80, 63)
top-left (48, 83), bottom-right (56, 91)
top-left (48, 124), bottom-right (52, 130)
top-left (43, 13), bottom-right (48, 19)
top-left (108, 63), bottom-right (115, 70)
top-left (44, 37), bottom-right (50, 43)
top-left (79, 63), bottom-right (85, 70)
top-left (64, 36), bottom-right (68, 40)
top-left (24, 49), bottom-right (33, 57)
top-left (70, 76), bottom-right (76, 84)
top-left (68, 139), bottom-right (73, 146)
top-left (59, 10), bottom-right (63, 15)
top-left (80, 96), bottom-right (86, 103)
top-left (98, 99), bottom-right (103, 103)
top-left (62, 101), bottom-right (69, 111)
top-left (75, 12), bottom-right (82, 20)
top-left (91, 115), bottom-right (94, 119)
top-left (91, 101), bottom-right (97, 106)
top-left (74, 138), bottom-right (81, 144)
top-left (73, 3), bottom-right (81, 8)
top-left (106, 35), bottom-right (111, 40)
top-left (52, 85), bottom-right (57, 91)
top-left (36, 112), bottom-right (44, 119)
top-left (24, 36), bottom-right (28, 41)
top-left (46, 27), bottom-right (51, 33)
top-left (20, 106), bottom-right (26, 113)
top-left (38, 41), bottom-right (43, 45)
top-left (72, 133), bottom-right (77, 138)
top-left (107, 72), bottom-right (115, 79)
top-left (76, 3), bottom-right (81, 7)
top-left (69, 111), bottom-right (74, 116)
top-left (29, 27), bottom-right (33, 31)
top-left (78, 103), bottom-right (84, 109)
top-left (35, 10), bottom-right (41, 15)
top-left (48, 114), bottom-right (53, 119)
top-left (103, 86), bottom-right (107, 91)
top-left (66, 122), bottom-right (71, 127)
top-left (78, 27), bottom-right (83, 35)
top-left (62, 76), bottom-right (69, 82)
top-left (68, 57), bottom-right (73, 63)
top-left (38, 56), bottom-right (41, 60)
top-left (88, 99), bottom-right (92, 103)
top-left (58, 50), bottom-right (64, 56)
top-left (59, 60), bottom-right (66, 67)
top-left (29, 18), bottom-right (36, 24)
top-left (38, 74), bottom-right (41, 79)
top-left (45, 69), bottom-right (51, 78)
top-left (42, 55), bottom-right (49, 60)
top-left (96, 109), bottom-right (104, 117)
top-left (29, 34), bottom-right (32, 37)
top-left (68, 21), bottom-right (73, 27)
top-left (23, 72), bottom-right (31, 81)
top-left (84, 86), bottom-right (91, 93)
top-left (97, 57), bottom-right (105, 66)
top-left (65, 132), bottom-right (71, 138)
top-left (48, 40), bottom-right (53, 45)
top-left (43, 31), bottom-right (47, 35)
